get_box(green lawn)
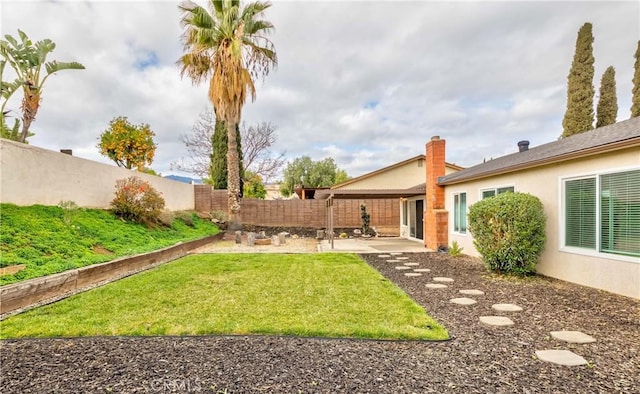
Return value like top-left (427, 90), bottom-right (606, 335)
top-left (0, 204), bottom-right (219, 285)
top-left (0, 253), bottom-right (448, 341)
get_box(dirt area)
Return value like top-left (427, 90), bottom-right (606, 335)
top-left (1, 252), bottom-right (638, 393)
top-left (191, 236), bottom-right (318, 254)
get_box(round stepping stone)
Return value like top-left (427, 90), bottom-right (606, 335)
top-left (394, 266), bottom-right (411, 270)
top-left (459, 289), bottom-right (484, 295)
top-left (492, 303), bottom-right (523, 312)
top-left (450, 297), bottom-right (477, 305)
top-left (426, 283), bottom-right (447, 289)
top-left (433, 277), bottom-right (454, 282)
top-left (386, 259), bottom-right (400, 263)
top-left (390, 252), bottom-right (403, 255)
top-left (414, 268), bottom-right (431, 273)
top-left (377, 254), bottom-right (391, 258)
top-left (550, 331), bottom-right (596, 344)
top-left (535, 350), bottom-right (588, 366)
top-left (403, 262), bottom-right (420, 266)
top-left (404, 272), bottom-right (422, 277)
top-left (479, 316), bottom-right (514, 326)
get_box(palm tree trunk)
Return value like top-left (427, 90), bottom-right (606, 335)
top-left (226, 120), bottom-right (242, 230)
top-left (19, 92), bottom-right (39, 143)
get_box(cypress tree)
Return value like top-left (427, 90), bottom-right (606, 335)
top-left (209, 118), bottom-right (243, 194)
top-left (632, 40), bottom-right (640, 118)
top-left (562, 22), bottom-right (595, 138)
top-left (210, 118), bottom-right (228, 189)
top-left (596, 66), bottom-right (618, 128)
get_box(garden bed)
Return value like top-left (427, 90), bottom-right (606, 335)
top-left (1, 252), bottom-right (638, 392)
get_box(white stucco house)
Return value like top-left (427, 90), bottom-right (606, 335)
top-left (432, 117), bottom-right (639, 299)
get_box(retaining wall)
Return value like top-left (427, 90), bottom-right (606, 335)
top-left (0, 234), bottom-right (221, 316)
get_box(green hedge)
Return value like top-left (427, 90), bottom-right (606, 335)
top-left (468, 192), bottom-right (546, 275)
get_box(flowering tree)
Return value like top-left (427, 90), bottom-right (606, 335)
top-left (98, 116), bottom-right (156, 171)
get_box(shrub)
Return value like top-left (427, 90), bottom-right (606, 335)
top-left (176, 211), bottom-right (195, 227)
top-left (468, 192), bottom-right (546, 275)
top-left (449, 240), bottom-right (464, 257)
top-left (209, 210), bottom-right (227, 223)
top-left (157, 211), bottom-right (176, 227)
top-left (111, 176), bottom-right (165, 225)
top-left (360, 204), bottom-right (374, 236)
top-left (57, 200), bottom-right (79, 225)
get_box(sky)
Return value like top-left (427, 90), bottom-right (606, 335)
top-left (2, 0), bottom-right (639, 182)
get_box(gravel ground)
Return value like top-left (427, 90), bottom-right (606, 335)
top-left (1, 252), bottom-right (639, 393)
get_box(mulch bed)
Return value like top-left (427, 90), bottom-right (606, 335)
top-left (1, 253), bottom-right (638, 393)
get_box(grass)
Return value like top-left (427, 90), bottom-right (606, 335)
top-left (0, 203), bottom-right (219, 285)
top-left (0, 253), bottom-right (448, 341)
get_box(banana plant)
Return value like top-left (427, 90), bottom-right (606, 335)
top-left (0, 29), bottom-right (84, 143)
top-left (1, 59), bottom-right (23, 141)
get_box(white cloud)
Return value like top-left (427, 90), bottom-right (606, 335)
top-left (2, 0), bottom-right (638, 179)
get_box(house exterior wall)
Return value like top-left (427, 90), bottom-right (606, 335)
top-left (445, 147), bottom-right (640, 299)
top-left (336, 159), bottom-right (426, 190)
top-left (0, 138), bottom-right (194, 210)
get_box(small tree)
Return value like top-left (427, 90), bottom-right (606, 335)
top-left (632, 40), bottom-right (640, 118)
top-left (243, 170), bottom-right (267, 199)
top-left (279, 156), bottom-right (349, 197)
top-left (596, 66), bottom-right (618, 128)
top-left (98, 116), bottom-right (157, 171)
top-left (468, 192), bottom-right (546, 275)
top-left (562, 22), bottom-right (595, 138)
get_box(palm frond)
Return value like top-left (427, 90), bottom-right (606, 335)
top-left (44, 61), bottom-right (85, 75)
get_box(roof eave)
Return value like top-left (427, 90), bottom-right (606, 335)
top-left (438, 137), bottom-right (640, 186)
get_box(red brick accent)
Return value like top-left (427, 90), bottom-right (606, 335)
top-left (424, 136), bottom-right (448, 250)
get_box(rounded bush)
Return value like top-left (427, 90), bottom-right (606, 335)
top-left (468, 192), bottom-right (546, 275)
top-left (111, 176), bottom-right (165, 225)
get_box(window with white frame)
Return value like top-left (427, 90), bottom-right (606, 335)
top-left (453, 192), bottom-right (467, 234)
top-left (481, 186), bottom-right (515, 199)
top-left (564, 169), bottom-right (640, 257)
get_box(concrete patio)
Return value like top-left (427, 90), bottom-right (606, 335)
top-left (317, 237), bottom-right (430, 253)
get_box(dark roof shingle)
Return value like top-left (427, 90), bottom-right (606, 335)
top-left (439, 117), bottom-right (640, 185)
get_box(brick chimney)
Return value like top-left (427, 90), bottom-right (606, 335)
top-left (424, 136), bottom-right (448, 250)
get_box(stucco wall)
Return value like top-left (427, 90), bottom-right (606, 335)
top-left (446, 147), bottom-right (640, 299)
top-left (0, 139), bottom-right (194, 210)
top-left (337, 159), bottom-right (425, 190)
top-left (337, 160), bottom-right (459, 190)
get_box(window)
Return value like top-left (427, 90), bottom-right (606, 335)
top-left (600, 171), bottom-right (640, 257)
top-left (453, 192), bottom-right (467, 233)
top-left (565, 178), bottom-right (596, 249)
top-left (482, 186), bottom-right (514, 199)
top-left (564, 169), bottom-right (640, 257)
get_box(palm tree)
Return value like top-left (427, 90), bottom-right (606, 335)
top-left (178, 0), bottom-right (277, 230)
top-left (0, 30), bottom-right (85, 143)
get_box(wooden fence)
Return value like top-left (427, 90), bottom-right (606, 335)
top-left (194, 185), bottom-right (400, 233)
